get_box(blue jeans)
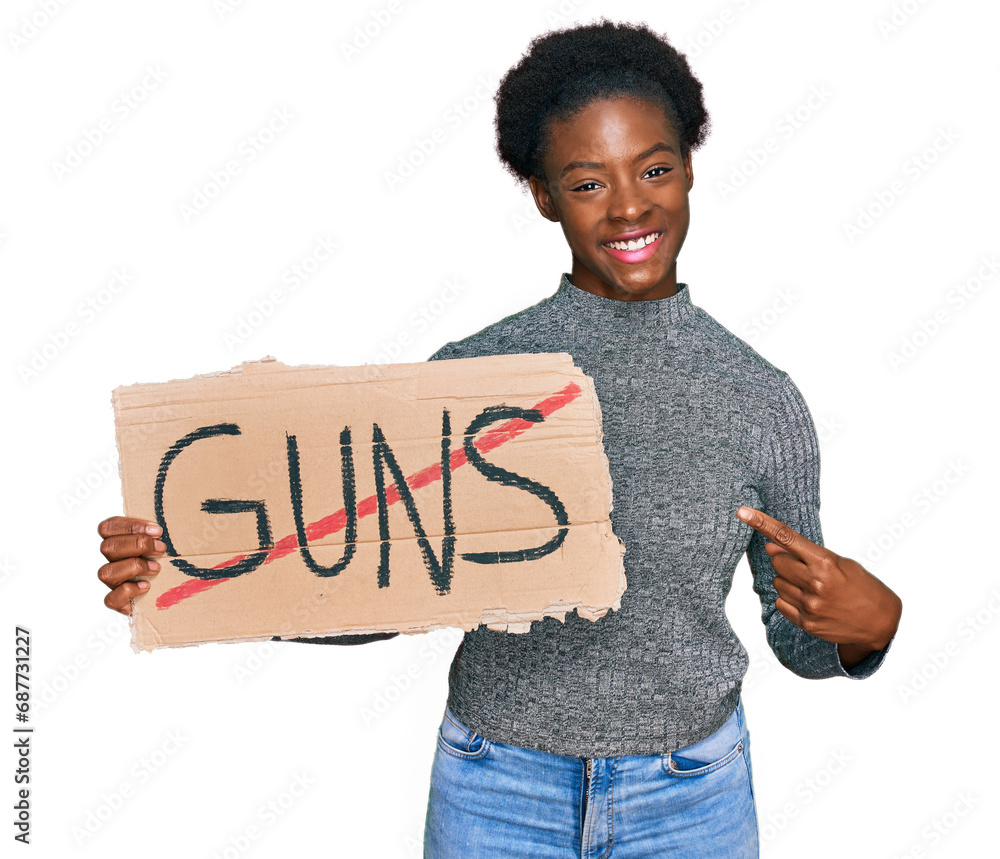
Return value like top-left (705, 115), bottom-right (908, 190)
top-left (424, 696), bottom-right (758, 857)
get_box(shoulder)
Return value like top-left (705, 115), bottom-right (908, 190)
top-left (685, 304), bottom-right (797, 395)
top-left (426, 290), bottom-right (560, 361)
top-left (684, 304), bottom-right (818, 441)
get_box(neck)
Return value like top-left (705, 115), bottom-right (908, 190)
top-left (554, 272), bottom-right (696, 326)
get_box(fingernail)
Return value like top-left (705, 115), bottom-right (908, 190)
top-left (148, 561), bottom-right (160, 572)
top-left (137, 581), bottom-right (150, 590)
top-left (145, 524), bottom-right (162, 536)
top-left (153, 540), bottom-right (166, 553)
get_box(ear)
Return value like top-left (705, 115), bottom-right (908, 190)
top-left (528, 175), bottom-right (560, 222)
top-left (683, 150), bottom-right (694, 191)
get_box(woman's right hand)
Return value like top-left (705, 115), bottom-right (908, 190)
top-left (97, 516), bottom-right (165, 615)
top-left (96, 516), bottom-right (401, 645)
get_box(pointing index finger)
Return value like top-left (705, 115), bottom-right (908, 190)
top-left (736, 506), bottom-right (825, 564)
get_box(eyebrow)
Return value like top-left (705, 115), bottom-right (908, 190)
top-left (559, 142), bottom-right (677, 179)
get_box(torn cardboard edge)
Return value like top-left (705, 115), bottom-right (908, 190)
top-left (130, 598), bottom-right (622, 652)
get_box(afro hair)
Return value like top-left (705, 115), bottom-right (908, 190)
top-left (494, 19), bottom-right (711, 189)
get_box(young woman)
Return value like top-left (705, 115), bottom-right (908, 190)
top-left (97, 19), bottom-right (902, 857)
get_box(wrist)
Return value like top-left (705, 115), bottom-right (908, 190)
top-left (869, 592), bottom-right (903, 651)
top-left (837, 641), bottom-right (875, 669)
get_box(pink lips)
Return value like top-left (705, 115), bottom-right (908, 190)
top-left (602, 232), bottom-right (662, 264)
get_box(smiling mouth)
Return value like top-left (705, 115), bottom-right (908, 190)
top-left (602, 231), bottom-right (662, 251)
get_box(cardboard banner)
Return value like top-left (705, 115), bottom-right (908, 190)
top-left (113, 354), bottom-right (626, 652)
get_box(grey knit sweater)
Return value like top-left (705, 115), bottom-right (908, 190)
top-left (295, 273), bottom-right (893, 756)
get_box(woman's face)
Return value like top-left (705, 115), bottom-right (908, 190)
top-left (529, 96), bottom-right (694, 301)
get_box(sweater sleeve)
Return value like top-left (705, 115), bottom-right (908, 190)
top-left (275, 341), bottom-right (460, 646)
top-left (747, 372), bottom-right (893, 679)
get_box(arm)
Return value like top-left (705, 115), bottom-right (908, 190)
top-left (743, 373), bottom-right (900, 678)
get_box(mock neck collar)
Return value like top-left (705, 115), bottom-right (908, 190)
top-left (552, 272), bottom-right (697, 325)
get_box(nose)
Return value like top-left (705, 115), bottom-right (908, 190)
top-left (606, 177), bottom-right (652, 222)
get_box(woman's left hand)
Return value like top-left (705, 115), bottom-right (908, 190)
top-left (736, 507), bottom-right (902, 659)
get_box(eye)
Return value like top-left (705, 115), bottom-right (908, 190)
top-left (570, 165), bottom-right (673, 192)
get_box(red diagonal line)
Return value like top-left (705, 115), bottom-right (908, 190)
top-left (156, 382), bottom-right (583, 609)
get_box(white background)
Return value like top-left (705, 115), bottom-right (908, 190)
top-left (2, 0), bottom-right (998, 856)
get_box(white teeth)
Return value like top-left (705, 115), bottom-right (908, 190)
top-left (605, 231), bottom-right (660, 251)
